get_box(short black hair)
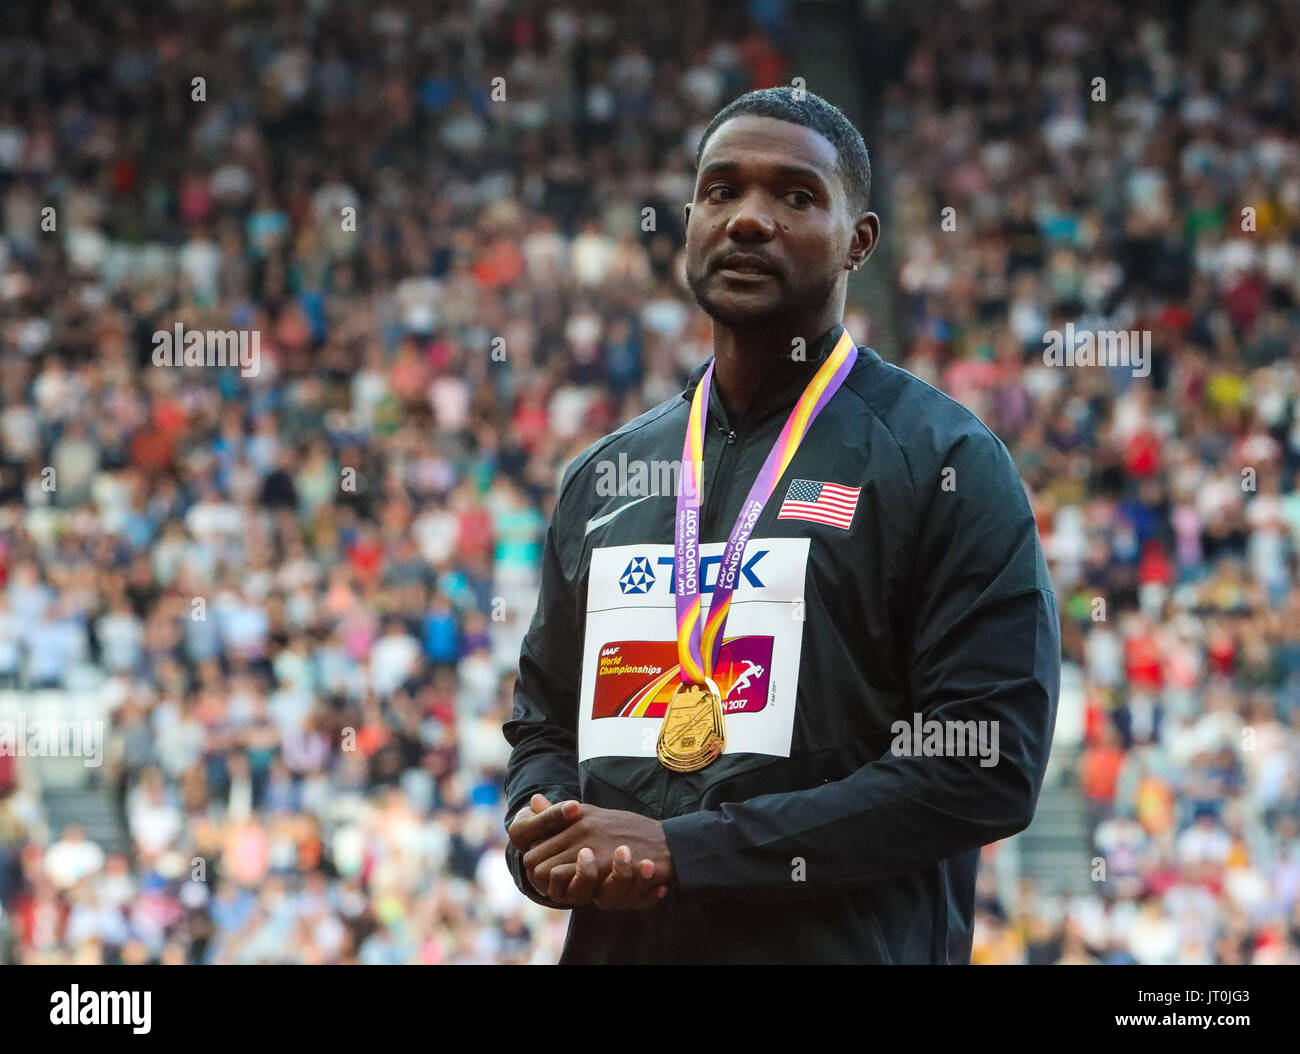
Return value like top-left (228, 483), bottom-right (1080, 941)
top-left (694, 87), bottom-right (872, 215)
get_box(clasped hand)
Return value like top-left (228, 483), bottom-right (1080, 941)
top-left (507, 794), bottom-right (674, 910)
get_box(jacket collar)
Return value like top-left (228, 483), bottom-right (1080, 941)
top-left (680, 322), bottom-right (854, 431)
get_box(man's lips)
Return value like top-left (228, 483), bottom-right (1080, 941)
top-left (715, 254), bottom-right (779, 278)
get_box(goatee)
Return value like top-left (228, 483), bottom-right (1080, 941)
top-left (686, 265), bottom-right (839, 329)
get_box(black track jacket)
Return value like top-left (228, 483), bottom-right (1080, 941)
top-left (502, 323), bottom-right (1060, 964)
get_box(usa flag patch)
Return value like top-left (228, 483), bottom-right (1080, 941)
top-left (777, 479), bottom-right (861, 530)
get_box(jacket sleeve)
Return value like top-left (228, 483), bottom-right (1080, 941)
top-left (501, 467), bottom-right (586, 909)
top-left (660, 430), bottom-right (1061, 903)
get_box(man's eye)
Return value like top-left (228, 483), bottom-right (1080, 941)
top-left (786, 190), bottom-right (815, 208)
top-left (704, 185), bottom-right (734, 202)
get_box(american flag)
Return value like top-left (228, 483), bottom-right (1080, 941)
top-left (777, 479), bottom-right (861, 529)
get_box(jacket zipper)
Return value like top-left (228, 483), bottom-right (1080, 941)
top-left (698, 423), bottom-right (738, 539)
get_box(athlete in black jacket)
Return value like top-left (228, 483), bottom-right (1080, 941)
top-left (503, 88), bottom-right (1060, 963)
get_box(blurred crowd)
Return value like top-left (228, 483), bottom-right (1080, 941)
top-left (0, 0), bottom-right (1298, 964)
top-left (876, 0), bottom-right (1300, 964)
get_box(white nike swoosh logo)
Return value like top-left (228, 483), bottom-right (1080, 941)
top-left (584, 493), bottom-right (661, 536)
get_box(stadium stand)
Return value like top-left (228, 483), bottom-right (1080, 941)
top-left (0, 0), bottom-right (1297, 964)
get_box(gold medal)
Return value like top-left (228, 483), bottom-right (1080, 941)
top-left (657, 676), bottom-right (725, 772)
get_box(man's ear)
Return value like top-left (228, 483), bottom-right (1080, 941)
top-left (848, 211), bottom-right (880, 270)
top-left (683, 202), bottom-right (692, 229)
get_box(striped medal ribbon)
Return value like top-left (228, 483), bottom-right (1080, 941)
top-left (657, 326), bottom-right (858, 771)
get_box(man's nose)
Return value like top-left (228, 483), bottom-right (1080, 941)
top-left (725, 190), bottom-right (777, 241)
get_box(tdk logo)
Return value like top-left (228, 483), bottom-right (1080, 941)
top-left (617, 551), bottom-right (768, 594)
top-left (618, 557), bottom-right (656, 594)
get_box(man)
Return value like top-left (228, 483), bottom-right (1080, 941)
top-left (503, 87), bottom-right (1060, 964)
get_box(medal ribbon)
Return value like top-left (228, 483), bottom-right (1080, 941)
top-left (674, 327), bottom-right (858, 686)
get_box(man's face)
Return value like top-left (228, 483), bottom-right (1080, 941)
top-left (684, 115), bottom-right (863, 328)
